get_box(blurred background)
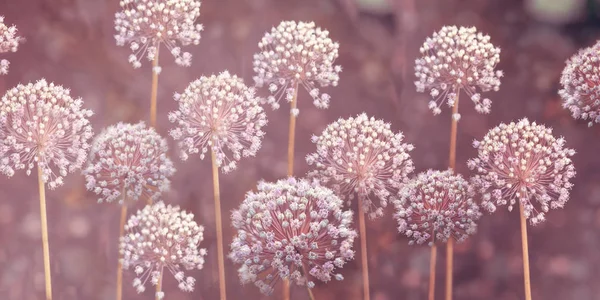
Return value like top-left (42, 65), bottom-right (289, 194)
top-left (1, 0), bottom-right (600, 299)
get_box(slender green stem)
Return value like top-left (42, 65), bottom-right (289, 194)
top-left (520, 202), bottom-right (532, 300)
top-left (446, 91), bottom-right (460, 300)
top-left (358, 204), bottom-right (370, 300)
top-left (211, 149), bottom-right (227, 300)
top-left (38, 166), bottom-right (52, 300)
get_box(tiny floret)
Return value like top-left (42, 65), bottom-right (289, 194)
top-left (468, 119), bottom-right (576, 225)
top-left (120, 201), bottom-right (206, 295)
top-left (0, 16), bottom-right (23, 75)
top-left (0, 79), bottom-right (94, 189)
top-left (83, 122), bottom-right (175, 204)
top-left (114, 0), bottom-right (203, 67)
top-left (559, 41), bottom-right (600, 126)
top-left (415, 26), bottom-right (502, 116)
top-left (230, 177), bottom-right (356, 295)
top-left (306, 113), bottom-right (415, 218)
top-left (253, 21), bottom-right (341, 111)
top-left (168, 71), bottom-right (267, 173)
top-left (393, 170), bottom-right (481, 246)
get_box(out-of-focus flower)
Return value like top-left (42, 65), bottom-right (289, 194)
top-left (306, 113), bottom-right (414, 218)
top-left (0, 16), bottom-right (23, 75)
top-left (168, 71), bottom-right (267, 173)
top-left (114, 0), bottom-right (203, 68)
top-left (253, 21), bottom-right (341, 112)
top-left (468, 119), bottom-right (576, 225)
top-left (120, 201), bottom-right (206, 296)
top-left (559, 40), bottom-right (600, 127)
top-left (230, 177), bottom-right (356, 295)
top-left (414, 26), bottom-right (502, 119)
top-left (0, 79), bottom-right (94, 189)
top-left (393, 169), bottom-right (481, 246)
top-left (83, 122), bottom-right (175, 204)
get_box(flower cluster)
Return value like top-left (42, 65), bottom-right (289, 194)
top-left (114, 0), bottom-right (203, 69)
top-left (559, 40), bottom-right (600, 127)
top-left (0, 16), bottom-right (23, 75)
top-left (120, 201), bottom-right (206, 296)
top-left (169, 71), bottom-right (267, 173)
top-left (306, 113), bottom-right (414, 218)
top-left (393, 170), bottom-right (481, 246)
top-left (83, 122), bottom-right (175, 204)
top-left (230, 177), bottom-right (356, 295)
top-left (0, 79), bottom-right (94, 189)
top-left (468, 119), bottom-right (576, 225)
top-left (414, 26), bottom-right (502, 118)
top-left (253, 20), bottom-right (341, 112)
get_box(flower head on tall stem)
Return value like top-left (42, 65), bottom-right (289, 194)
top-left (306, 113), bottom-right (415, 218)
top-left (393, 169), bottom-right (481, 246)
top-left (114, 0), bottom-right (203, 68)
top-left (120, 201), bottom-right (207, 296)
top-left (0, 16), bottom-right (23, 75)
top-left (230, 177), bottom-right (356, 295)
top-left (253, 20), bottom-right (341, 113)
top-left (415, 25), bottom-right (503, 119)
top-left (168, 71), bottom-right (268, 173)
top-left (468, 118), bottom-right (576, 225)
top-left (0, 79), bottom-right (94, 189)
top-left (559, 40), bottom-right (600, 127)
top-left (83, 122), bottom-right (175, 204)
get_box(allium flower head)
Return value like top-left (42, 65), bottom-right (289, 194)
top-left (393, 169), bottom-right (481, 246)
top-left (559, 41), bottom-right (600, 127)
top-left (83, 122), bottom-right (175, 204)
top-left (169, 71), bottom-right (267, 173)
top-left (306, 113), bottom-right (414, 218)
top-left (253, 20), bottom-right (341, 112)
top-left (230, 177), bottom-right (356, 295)
top-left (114, 0), bottom-right (203, 68)
top-left (0, 79), bottom-right (94, 189)
top-left (467, 119), bottom-right (576, 225)
top-left (0, 16), bottom-right (23, 75)
top-left (120, 201), bottom-right (206, 296)
top-left (415, 26), bottom-right (502, 118)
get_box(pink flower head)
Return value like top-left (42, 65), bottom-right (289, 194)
top-left (468, 119), bottom-right (576, 225)
top-left (230, 177), bottom-right (356, 295)
top-left (0, 79), bottom-right (94, 189)
top-left (394, 169), bottom-right (481, 246)
top-left (0, 16), bottom-right (23, 75)
top-left (83, 122), bottom-right (175, 204)
top-left (306, 113), bottom-right (414, 218)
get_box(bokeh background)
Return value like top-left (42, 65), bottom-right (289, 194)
top-left (1, 0), bottom-right (600, 299)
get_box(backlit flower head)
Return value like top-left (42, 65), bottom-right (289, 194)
top-left (83, 122), bottom-right (175, 204)
top-left (230, 177), bottom-right (356, 295)
top-left (114, 0), bottom-right (203, 69)
top-left (393, 169), bottom-right (481, 246)
top-left (120, 201), bottom-right (206, 297)
top-left (168, 71), bottom-right (267, 173)
top-left (415, 26), bottom-right (502, 118)
top-left (0, 79), bottom-right (94, 189)
top-left (0, 16), bottom-right (23, 75)
top-left (306, 113), bottom-right (414, 218)
top-left (559, 41), bottom-right (600, 127)
top-left (467, 119), bottom-right (576, 225)
top-left (253, 20), bottom-right (341, 113)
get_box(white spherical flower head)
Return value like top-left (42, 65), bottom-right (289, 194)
top-left (230, 177), bottom-right (356, 295)
top-left (559, 40), bottom-right (600, 127)
top-left (253, 20), bottom-right (341, 112)
top-left (467, 119), bottom-right (576, 225)
top-left (168, 71), bottom-right (268, 173)
top-left (393, 170), bottom-right (481, 246)
top-left (114, 0), bottom-right (203, 68)
top-left (0, 16), bottom-right (23, 75)
top-left (83, 122), bottom-right (175, 204)
top-left (0, 79), bottom-right (94, 189)
top-left (120, 201), bottom-right (207, 296)
top-left (306, 113), bottom-right (415, 218)
top-left (415, 26), bottom-right (502, 117)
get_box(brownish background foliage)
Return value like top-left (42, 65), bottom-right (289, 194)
top-left (1, 0), bottom-right (599, 299)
